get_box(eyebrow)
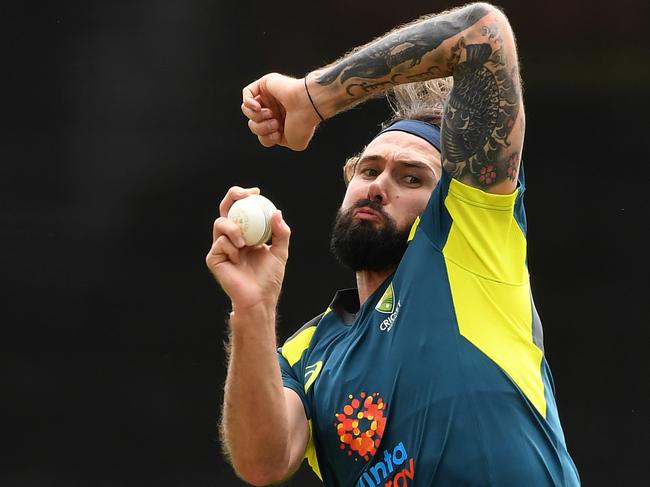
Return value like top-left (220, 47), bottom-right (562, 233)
top-left (358, 155), bottom-right (436, 175)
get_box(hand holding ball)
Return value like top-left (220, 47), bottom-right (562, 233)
top-left (227, 194), bottom-right (277, 246)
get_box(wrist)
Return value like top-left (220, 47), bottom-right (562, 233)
top-left (303, 75), bottom-right (326, 123)
top-left (229, 301), bottom-right (276, 329)
top-left (304, 70), bottom-right (346, 120)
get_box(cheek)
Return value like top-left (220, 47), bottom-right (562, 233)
top-left (401, 194), bottom-right (430, 220)
top-left (341, 183), bottom-right (366, 209)
top-left (340, 193), bottom-right (355, 212)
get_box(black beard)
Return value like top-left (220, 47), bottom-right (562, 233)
top-left (329, 199), bottom-right (411, 272)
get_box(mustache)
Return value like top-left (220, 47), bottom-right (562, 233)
top-left (349, 199), bottom-right (387, 216)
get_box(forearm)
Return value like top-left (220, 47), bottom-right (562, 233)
top-left (308, 2), bottom-right (502, 117)
top-left (309, 2), bottom-right (524, 192)
top-left (241, 2), bottom-right (523, 175)
top-left (221, 306), bottom-right (291, 484)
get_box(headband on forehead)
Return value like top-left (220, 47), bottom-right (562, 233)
top-left (377, 119), bottom-right (441, 152)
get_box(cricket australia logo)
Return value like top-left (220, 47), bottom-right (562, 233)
top-left (375, 283), bottom-right (401, 332)
top-left (376, 283), bottom-right (395, 313)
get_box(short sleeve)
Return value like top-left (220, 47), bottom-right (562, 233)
top-left (417, 163), bottom-right (527, 251)
top-left (415, 169), bottom-right (528, 283)
top-left (277, 348), bottom-right (310, 418)
top-left (276, 314), bottom-right (322, 419)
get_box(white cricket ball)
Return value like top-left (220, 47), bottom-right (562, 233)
top-left (227, 194), bottom-right (277, 246)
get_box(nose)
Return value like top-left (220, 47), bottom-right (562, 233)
top-left (367, 172), bottom-right (390, 204)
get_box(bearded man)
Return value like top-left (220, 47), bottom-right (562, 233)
top-left (207, 3), bottom-right (580, 486)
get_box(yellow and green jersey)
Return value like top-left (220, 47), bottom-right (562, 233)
top-left (278, 169), bottom-right (580, 486)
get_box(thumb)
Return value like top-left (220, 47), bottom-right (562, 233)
top-left (269, 210), bottom-right (291, 262)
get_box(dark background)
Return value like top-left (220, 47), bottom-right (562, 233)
top-left (3, 0), bottom-right (649, 485)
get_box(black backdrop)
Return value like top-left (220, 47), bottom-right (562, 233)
top-left (3, 1), bottom-right (649, 485)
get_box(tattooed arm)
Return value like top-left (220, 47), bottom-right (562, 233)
top-left (242, 2), bottom-right (523, 193)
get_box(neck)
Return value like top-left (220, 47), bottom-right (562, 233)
top-left (356, 268), bottom-right (394, 305)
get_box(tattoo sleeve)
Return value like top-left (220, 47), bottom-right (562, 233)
top-left (314, 2), bottom-right (524, 190)
top-left (316, 4), bottom-right (490, 88)
top-left (441, 25), bottom-right (523, 188)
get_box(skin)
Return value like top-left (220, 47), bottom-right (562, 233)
top-left (220, 2), bottom-right (524, 483)
top-left (342, 131), bottom-right (441, 303)
top-left (206, 186), bottom-right (308, 486)
top-left (242, 3), bottom-right (523, 194)
top-left (208, 133), bottom-right (439, 485)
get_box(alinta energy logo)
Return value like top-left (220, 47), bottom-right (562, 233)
top-left (356, 440), bottom-right (415, 487)
top-left (335, 392), bottom-right (387, 461)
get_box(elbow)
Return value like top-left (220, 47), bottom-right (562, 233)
top-left (462, 2), bottom-right (511, 25)
top-left (476, 2), bottom-right (512, 25)
top-left (230, 455), bottom-right (292, 486)
top-left (469, 2), bottom-right (503, 14)
top-left (234, 465), bottom-right (290, 487)
top-left (220, 421), bottom-right (295, 485)
top-left (464, 2), bottom-right (515, 44)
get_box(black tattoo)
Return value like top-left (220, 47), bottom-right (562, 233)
top-left (316, 4), bottom-right (491, 86)
top-left (346, 77), bottom-right (400, 97)
top-left (480, 24), bottom-right (502, 43)
top-left (314, 3), bottom-right (522, 188)
top-left (441, 32), bottom-right (521, 187)
top-left (344, 66), bottom-right (444, 96)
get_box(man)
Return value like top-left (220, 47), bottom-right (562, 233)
top-left (207, 2), bottom-right (580, 485)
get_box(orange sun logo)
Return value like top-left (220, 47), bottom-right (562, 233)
top-left (335, 392), bottom-right (387, 461)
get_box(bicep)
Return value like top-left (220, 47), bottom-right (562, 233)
top-left (441, 6), bottom-right (525, 194)
top-left (283, 387), bottom-right (310, 476)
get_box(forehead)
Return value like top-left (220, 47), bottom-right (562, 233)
top-left (360, 131), bottom-right (440, 168)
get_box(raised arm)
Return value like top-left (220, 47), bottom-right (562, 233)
top-left (242, 2), bottom-right (524, 193)
top-left (206, 187), bottom-right (309, 485)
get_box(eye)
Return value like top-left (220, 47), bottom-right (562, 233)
top-left (360, 167), bottom-right (379, 178)
top-left (403, 175), bottom-right (421, 186)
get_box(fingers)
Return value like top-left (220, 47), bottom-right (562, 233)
top-left (269, 210), bottom-right (291, 263)
top-left (258, 133), bottom-right (281, 147)
top-left (241, 104), bottom-right (274, 123)
top-left (212, 216), bottom-right (246, 248)
top-left (242, 98), bottom-right (282, 146)
top-left (242, 82), bottom-right (262, 112)
top-left (247, 118), bottom-right (280, 137)
top-left (219, 186), bottom-right (260, 218)
top-left (207, 234), bottom-right (241, 265)
top-left (242, 74), bottom-right (293, 149)
top-left (246, 111), bottom-right (281, 146)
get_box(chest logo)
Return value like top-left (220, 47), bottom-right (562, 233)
top-left (379, 300), bottom-right (401, 332)
top-left (335, 392), bottom-right (387, 461)
top-left (375, 283), bottom-right (395, 314)
top-left (304, 361), bottom-right (323, 392)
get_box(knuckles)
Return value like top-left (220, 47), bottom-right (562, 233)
top-left (214, 217), bottom-right (239, 235)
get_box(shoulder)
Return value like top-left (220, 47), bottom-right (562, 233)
top-left (279, 310), bottom-right (329, 367)
top-left (284, 311), bottom-right (327, 344)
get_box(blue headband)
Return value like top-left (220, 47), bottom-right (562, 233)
top-left (377, 120), bottom-right (441, 152)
